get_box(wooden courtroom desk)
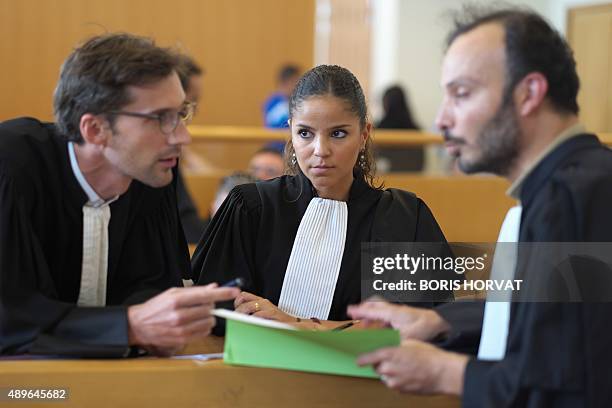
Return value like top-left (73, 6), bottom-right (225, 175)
top-left (0, 337), bottom-right (459, 408)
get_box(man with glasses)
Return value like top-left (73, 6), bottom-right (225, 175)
top-left (0, 33), bottom-right (238, 357)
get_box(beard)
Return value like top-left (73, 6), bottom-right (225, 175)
top-left (106, 129), bottom-right (179, 189)
top-left (457, 99), bottom-right (520, 176)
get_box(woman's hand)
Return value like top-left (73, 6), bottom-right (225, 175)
top-left (234, 291), bottom-right (297, 323)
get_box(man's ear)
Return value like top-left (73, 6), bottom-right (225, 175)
top-left (79, 113), bottom-right (110, 146)
top-left (514, 72), bottom-right (548, 116)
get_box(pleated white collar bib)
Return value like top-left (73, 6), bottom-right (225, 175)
top-left (278, 197), bottom-right (348, 320)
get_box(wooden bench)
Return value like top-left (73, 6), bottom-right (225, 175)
top-left (183, 173), bottom-right (516, 242)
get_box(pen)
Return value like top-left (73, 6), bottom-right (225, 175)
top-left (221, 277), bottom-right (245, 288)
top-left (331, 320), bottom-right (358, 331)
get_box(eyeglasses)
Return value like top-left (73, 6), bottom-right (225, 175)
top-left (106, 102), bottom-right (196, 135)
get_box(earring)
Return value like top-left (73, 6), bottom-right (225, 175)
top-left (359, 150), bottom-right (366, 169)
top-left (291, 152), bottom-right (297, 166)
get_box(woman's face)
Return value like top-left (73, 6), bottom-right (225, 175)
top-left (291, 95), bottom-right (369, 201)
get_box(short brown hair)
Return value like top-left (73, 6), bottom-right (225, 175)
top-left (53, 33), bottom-right (180, 143)
top-left (176, 53), bottom-right (203, 92)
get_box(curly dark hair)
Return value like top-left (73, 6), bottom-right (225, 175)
top-left (285, 64), bottom-right (381, 189)
top-left (446, 5), bottom-right (579, 114)
top-left (53, 33), bottom-right (180, 143)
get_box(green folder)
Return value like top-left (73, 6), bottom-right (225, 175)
top-left (213, 309), bottom-right (400, 378)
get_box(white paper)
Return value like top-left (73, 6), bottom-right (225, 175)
top-left (171, 353), bottom-right (224, 360)
top-left (212, 308), bottom-right (297, 330)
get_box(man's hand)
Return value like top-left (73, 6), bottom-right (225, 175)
top-left (234, 291), bottom-right (296, 323)
top-left (348, 300), bottom-right (450, 341)
top-left (357, 339), bottom-right (468, 395)
top-left (127, 283), bottom-right (239, 355)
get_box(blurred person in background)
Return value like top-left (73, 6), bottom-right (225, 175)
top-left (376, 85), bottom-right (425, 172)
top-left (262, 64), bottom-right (301, 129)
top-left (210, 172), bottom-right (259, 218)
top-left (175, 53), bottom-right (208, 244)
top-left (248, 146), bottom-right (284, 180)
top-left (262, 64), bottom-right (301, 153)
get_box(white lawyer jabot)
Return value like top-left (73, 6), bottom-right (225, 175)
top-left (477, 205), bottom-right (522, 361)
top-left (68, 142), bottom-right (117, 307)
top-left (278, 197), bottom-right (348, 320)
top-left (77, 205), bottom-right (111, 306)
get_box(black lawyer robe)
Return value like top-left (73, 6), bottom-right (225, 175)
top-left (0, 118), bottom-right (190, 357)
top-left (192, 170), bottom-right (455, 326)
top-left (175, 167), bottom-right (207, 244)
top-left (454, 134), bottom-right (612, 407)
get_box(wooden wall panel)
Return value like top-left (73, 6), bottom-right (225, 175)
top-left (567, 4), bottom-right (612, 132)
top-left (326, 0), bottom-right (371, 96)
top-left (0, 0), bottom-right (314, 125)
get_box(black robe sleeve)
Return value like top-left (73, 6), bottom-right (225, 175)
top-left (0, 164), bottom-right (130, 357)
top-left (110, 172), bottom-right (190, 305)
top-left (434, 300), bottom-right (484, 354)
top-left (372, 189), bottom-right (461, 304)
top-left (191, 184), bottom-right (260, 295)
top-left (374, 190), bottom-right (482, 353)
top-left (175, 167), bottom-right (207, 244)
top-left (411, 195), bottom-right (463, 304)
